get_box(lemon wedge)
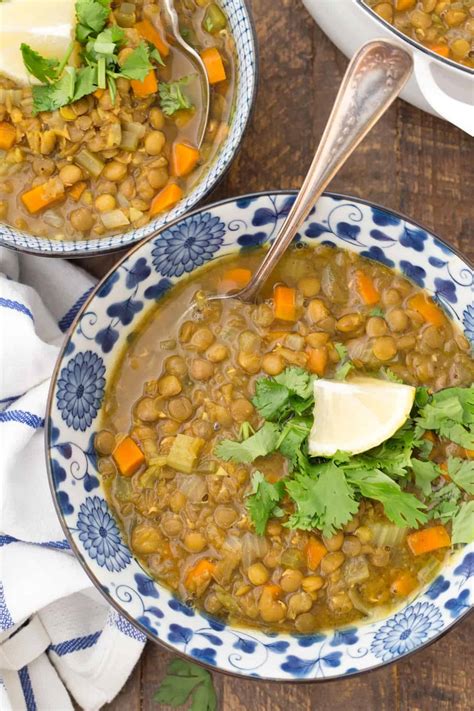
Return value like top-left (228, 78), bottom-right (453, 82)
top-left (0, 0), bottom-right (76, 85)
top-left (308, 376), bottom-right (416, 457)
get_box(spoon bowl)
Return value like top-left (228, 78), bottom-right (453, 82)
top-left (162, 0), bottom-right (211, 148)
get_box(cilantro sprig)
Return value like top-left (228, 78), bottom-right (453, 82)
top-left (153, 658), bottom-right (217, 711)
top-left (159, 75), bottom-right (195, 115)
top-left (21, 0), bottom-right (164, 114)
top-left (215, 369), bottom-right (474, 541)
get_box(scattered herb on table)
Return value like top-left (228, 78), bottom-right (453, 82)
top-left (153, 658), bottom-right (217, 711)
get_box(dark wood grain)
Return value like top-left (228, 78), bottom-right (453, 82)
top-left (95, 0), bottom-right (473, 708)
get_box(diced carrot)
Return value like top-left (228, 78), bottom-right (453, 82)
top-left (396, 0), bottom-right (415, 9)
top-left (135, 19), bottom-right (170, 57)
top-left (355, 270), bottom-right (380, 305)
top-left (305, 537), bottom-right (327, 570)
top-left (69, 181), bottom-right (87, 202)
top-left (185, 559), bottom-right (216, 591)
top-left (21, 180), bottom-right (65, 214)
top-left (131, 69), bottom-right (157, 97)
top-left (200, 47), bottom-right (226, 84)
top-left (407, 525), bottom-right (451, 556)
top-left (149, 183), bottom-right (183, 217)
top-left (93, 88), bottom-right (105, 99)
top-left (391, 572), bottom-right (417, 597)
top-left (439, 461), bottom-right (451, 481)
top-left (428, 44), bottom-right (450, 58)
top-left (0, 122), bottom-right (17, 150)
top-left (171, 141), bottom-right (200, 177)
top-left (219, 267), bottom-right (252, 292)
top-left (463, 449), bottom-right (474, 459)
top-left (274, 285), bottom-right (297, 321)
top-left (112, 436), bottom-right (145, 477)
top-left (307, 346), bottom-right (328, 376)
top-left (408, 293), bottom-right (445, 327)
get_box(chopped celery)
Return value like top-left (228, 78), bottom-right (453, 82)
top-left (119, 122), bottom-right (144, 151)
top-left (203, 4), bottom-right (227, 34)
top-left (140, 465), bottom-right (161, 488)
top-left (148, 455), bottom-right (169, 467)
top-left (417, 556), bottom-right (441, 583)
top-left (369, 523), bottom-right (407, 548)
top-left (167, 434), bottom-right (205, 473)
top-left (75, 149), bottom-right (104, 178)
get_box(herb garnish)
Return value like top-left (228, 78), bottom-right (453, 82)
top-left (153, 658), bottom-right (217, 711)
top-left (215, 369), bottom-right (474, 541)
top-left (21, 0), bottom-right (163, 114)
top-left (159, 76), bottom-right (195, 115)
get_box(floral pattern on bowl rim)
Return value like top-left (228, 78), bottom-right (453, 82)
top-left (46, 191), bottom-right (474, 681)
top-left (0, 0), bottom-right (257, 258)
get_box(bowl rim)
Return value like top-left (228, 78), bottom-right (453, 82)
top-left (355, 0), bottom-right (474, 76)
top-left (0, 0), bottom-right (259, 259)
top-left (45, 189), bottom-right (473, 682)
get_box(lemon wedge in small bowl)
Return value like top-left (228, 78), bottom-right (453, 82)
top-left (308, 376), bottom-right (416, 457)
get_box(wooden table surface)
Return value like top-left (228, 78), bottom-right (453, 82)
top-left (82, 1), bottom-right (474, 708)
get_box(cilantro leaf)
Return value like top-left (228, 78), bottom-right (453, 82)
top-left (334, 343), bottom-right (354, 381)
top-left (31, 67), bottom-right (76, 114)
top-left (348, 468), bottom-right (427, 528)
top-left (411, 459), bottom-right (440, 497)
top-left (452, 501), bottom-right (474, 544)
top-left (274, 366), bottom-right (314, 399)
top-left (346, 422), bottom-right (419, 478)
top-left (215, 422), bottom-right (279, 463)
top-left (246, 471), bottom-right (285, 535)
top-left (147, 42), bottom-right (165, 66)
top-left (277, 417), bottom-right (312, 467)
top-left (252, 379), bottom-right (290, 421)
top-left (447, 457), bottom-right (474, 494)
top-left (153, 658), bottom-right (217, 710)
top-left (76, 0), bottom-right (110, 43)
top-left (20, 44), bottom-right (59, 83)
top-left (379, 367), bottom-right (404, 384)
top-left (286, 462), bottom-right (359, 537)
top-left (426, 482), bottom-right (462, 524)
top-left (119, 42), bottom-right (152, 81)
top-left (416, 386), bottom-right (474, 449)
top-left (73, 65), bottom-right (97, 101)
top-left (159, 76), bottom-right (194, 115)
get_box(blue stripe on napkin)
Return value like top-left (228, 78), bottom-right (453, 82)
top-left (0, 298), bottom-right (34, 323)
top-left (50, 631), bottom-right (102, 656)
top-left (18, 667), bottom-right (37, 711)
top-left (0, 410), bottom-right (44, 428)
top-left (58, 286), bottom-right (94, 333)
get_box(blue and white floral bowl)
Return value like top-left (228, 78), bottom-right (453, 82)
top-left (46, 192), bottom-right (474, 680)
top-left (0, 0), bottom-right (257, 258)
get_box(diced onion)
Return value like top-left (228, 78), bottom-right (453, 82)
top-left (101, 209), bottom-right (130, 229)
top-left (241, 532), bottom-right (268, 568)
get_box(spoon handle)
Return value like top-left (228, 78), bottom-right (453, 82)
top-left (162, 0), bottom-right (210, 147)
top-left (238, 40), bottom-right (413, 302)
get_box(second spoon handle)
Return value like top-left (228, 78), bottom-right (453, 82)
top-left (238, 40), bottom-right (413, 302)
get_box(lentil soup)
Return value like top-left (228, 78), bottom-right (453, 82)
top-left (365, 0), bottom-right (474, 68)
top-left (96, 245), bottom-right (474, 634)
top-left (0, 0), bottom-right (235, 240)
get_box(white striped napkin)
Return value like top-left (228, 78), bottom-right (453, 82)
top-left (0, 248), bottom-right (145, 711)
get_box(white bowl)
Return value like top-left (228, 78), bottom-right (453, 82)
top-left (303, 0), bottom-right (474, 136)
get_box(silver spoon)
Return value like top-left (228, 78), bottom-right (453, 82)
top-left (162, 0), bottom-right (210, 148)
top-left (188, 39), bottom-right (412, 313)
